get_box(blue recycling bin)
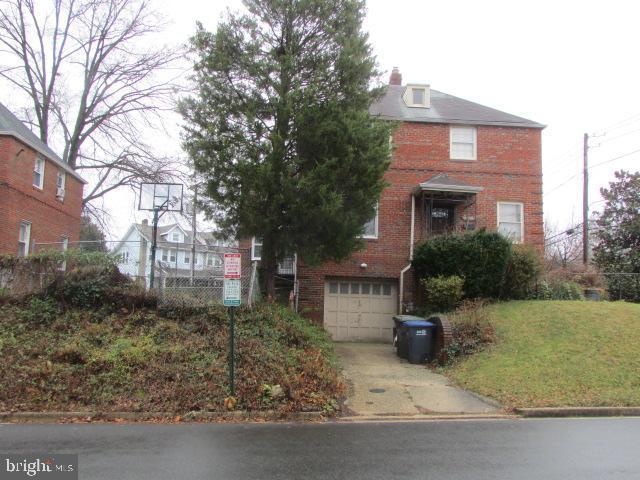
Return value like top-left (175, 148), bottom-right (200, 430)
top-left (403, 320), bottom-right (436, 364)
top-left (393, 315), bottom-right (425, 359)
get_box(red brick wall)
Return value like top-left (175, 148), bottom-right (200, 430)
top-left (297, 122), bottom-right (543, 324)
top-left (0, 136), bottom-right (83, 255)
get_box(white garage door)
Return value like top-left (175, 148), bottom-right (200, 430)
top-left (324, 280), bottom-right (398, 342)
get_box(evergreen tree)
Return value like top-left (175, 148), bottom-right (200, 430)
top-left (593, 170), bottom-right (640, 302)
top-left (181, 0), bottom-right (393, 297)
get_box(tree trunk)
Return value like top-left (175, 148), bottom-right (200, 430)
top-left (263, 254), bottom-right (278, 301)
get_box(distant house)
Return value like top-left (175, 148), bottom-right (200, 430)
top-left (0, 102), bottom-right (85, 256)
top-left (244, 68), bottom-right (544, 342)
top-left (112, 221), bottom-right (237, 287)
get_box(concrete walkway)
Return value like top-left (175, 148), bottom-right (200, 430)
top-left (337, 343), bottom-right (499, 417)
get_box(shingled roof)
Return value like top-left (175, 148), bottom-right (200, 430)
top-left (0, 101), bottom-right (85, 182)
top-left (370, 85), bottom-right (544, 129)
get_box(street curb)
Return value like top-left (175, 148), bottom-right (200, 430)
top-left (516, 407), bottom-right (640, 418)
top-left (336, 413), bottom-right (515, 423)
top-left (0, 410), bottom-right (325, 423)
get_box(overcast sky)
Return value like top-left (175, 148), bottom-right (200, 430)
top-left (6, 0), bottom-right (640, 240)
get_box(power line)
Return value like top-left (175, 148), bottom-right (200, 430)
top-left (545, 145), bottom-right (640, 195)
top-left (590, 146), bottom-right (640, 169)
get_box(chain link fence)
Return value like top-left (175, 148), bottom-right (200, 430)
top-left (542, 270), bottom-right (640, 302)
top-left (32, 240), bottom-right (261, 307)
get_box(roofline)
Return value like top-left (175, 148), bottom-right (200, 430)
top-left (0, 131), bottom-right (87, 183)
top-left (370, 114), bottom-right (545, 129)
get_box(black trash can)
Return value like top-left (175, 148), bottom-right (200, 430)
top-left (393, 315), bottom-right (425, 359)
top-left (403, 320), bottom-right (436, 364)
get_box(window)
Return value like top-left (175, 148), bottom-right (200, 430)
top-left (171, 231), bottom-right (180, 242)
top-left (170, 250), bottom-right (176, 263)
top-left (207, 254), bottom-right (222, 267)
top-left (33, 157), bottom-right (45, 188)
top-left (120, 251), bottom-right (129, 262)
top-left (18, 222), bottom-right (31, 257)
top-left (251, 237), bottom-right (263, 261)
top-left (184, 252), bottom-right (190, 264)
top-left (362, 204), bottom-right (379, 239)
top-left (412, 88), bottom-right (425, 105)
top-left (497, 202), bottom-right (524, 243)
top-left (404, 85), bottom-right (430, 107)
top-left (56, 169), bottom-right (66, 200)
top-left (161, 249), bottom-right (168, 262)
top-left (450, 126), bottom-right (477, 160)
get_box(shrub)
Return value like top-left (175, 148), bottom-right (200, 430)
top-left (531, 279), bottom-right (583, 300)
top-left (412, 229), bottom-right (511, 299)
top-left (446, 300), bottom-right (495, 361)
top-left (19, 296), bottom-right (60, 325)
top-left (52, 264), bottom-right (128, 307)
top-left (421, 275), bottom-right (464, 312)
top-left (502, 245), bottom-right (542, 299)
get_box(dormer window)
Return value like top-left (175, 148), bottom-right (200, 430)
top-left (412, 88), bottom-right (425, 105)
top-left (171, 231), bottom-right (180, 242)
top-left (403, 85), bottom-right (430, 108)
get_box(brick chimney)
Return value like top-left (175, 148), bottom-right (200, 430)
top-left (389, 67), bottom-right (402, 85)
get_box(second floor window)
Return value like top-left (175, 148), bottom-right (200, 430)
top-left (33, 157), bottom-right (45, 188)
top-left (450, 126), bottom-right (477, 160)
top-left (171, 232), bottom-right (180, 242)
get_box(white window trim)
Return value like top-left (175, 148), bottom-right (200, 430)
top-left (361, 204), bottom-right (379, 240)
top-left (18, 221), bottom-right (31, 256)
top-left (33, 157), bottom-right (45, 189)
top-left (497, 202), bottom-right (524, 244)
top-left (450, 126), bottom-right (477, 161)
top-left (403, 84), bottom-right (431, 108)
top-left (251, 237), bottom-right (262, 261)
top-left (407, 87), bottom-right (428, 107)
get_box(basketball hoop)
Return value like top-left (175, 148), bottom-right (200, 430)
top-left (138, 182), bottom-right (184, 289)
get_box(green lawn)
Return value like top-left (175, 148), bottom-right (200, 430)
top-left (445, 301), bottom-right (640, 408)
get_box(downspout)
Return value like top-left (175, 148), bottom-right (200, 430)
top-left (399, 194), bottom-right (416, 313)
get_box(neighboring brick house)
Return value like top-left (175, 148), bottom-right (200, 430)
top-left (0, 102), bottom-right (85, 256)
top-left (245, 68), bottom-right (544, 342)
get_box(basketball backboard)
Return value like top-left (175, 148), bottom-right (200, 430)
top-left (139, 183), bottom-right (184, 212)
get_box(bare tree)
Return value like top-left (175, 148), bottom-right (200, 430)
top-left (545, 221), bottom-right (583, 268)
top-left (0, 0), bottom-right (183, 220)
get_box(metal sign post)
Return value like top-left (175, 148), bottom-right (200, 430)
top-left (224, 253), bottom-right (242, 395)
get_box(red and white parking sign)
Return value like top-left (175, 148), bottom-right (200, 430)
top-left (224, 253), bottom-right (241, 279)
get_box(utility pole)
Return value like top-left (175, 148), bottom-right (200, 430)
top-left (190, 184), bottom-right (197, 286)
top-left (582, 133), bottom-right (589, 265)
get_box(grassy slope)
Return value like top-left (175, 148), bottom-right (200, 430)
top-left (446, 301), bottom-right (640, 408)
top-left (0, 302), bottom-right (344, 414)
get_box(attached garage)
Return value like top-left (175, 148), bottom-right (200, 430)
top-left (324, 279), bottom-right (398, 342)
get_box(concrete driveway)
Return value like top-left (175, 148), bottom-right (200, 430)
top-left (336, 343), bottom-right (499, 417)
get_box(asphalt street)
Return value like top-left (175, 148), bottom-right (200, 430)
top-left (1, 418), bottom-right (639, 479)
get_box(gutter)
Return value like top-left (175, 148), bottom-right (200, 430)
top-left (398, 194), bottom-right (415, 313)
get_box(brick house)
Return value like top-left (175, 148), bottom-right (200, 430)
top-left (246, 68), bottom-right (544, 342)
top-left (0, 102), bottom-right (85, 256)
